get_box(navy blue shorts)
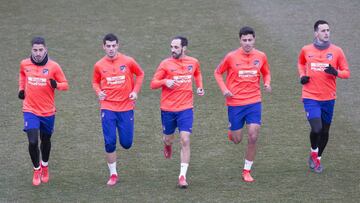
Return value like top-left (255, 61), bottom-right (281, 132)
top-left (101, 109), bottom-right (134, 153)
top-left (23, 112), bottom-right (55, 135)
top-left (161, 108), bottom-right (193, 135)
top-left (303, 98), bottom-right (335, 124)
top-left (228, 102), bottom-right (262, 131)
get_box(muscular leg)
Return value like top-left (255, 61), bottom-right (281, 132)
top-left (179, 131), bottom-right (190, 184)
top-left (179, 131), bottom-right (191, 164)
top-left (309, 118), bottom-right (322, 150)
top-left (231, 129), bottom-right (243, 144)
top-left (40, 131), bottom-right (51, 162)
top-left (101, 110), bottom-right (118, 178)
top-left (245, 124), bottom-right (260, 161)
top-left (27, 129), bottom-right (40, 168)
top-left (318, 123), bottom-right (330, 157)
top-left (163, 134), bottom-right (175, 146)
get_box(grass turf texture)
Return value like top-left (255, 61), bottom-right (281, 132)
top-left (1, 0), bottom-right (360, 202)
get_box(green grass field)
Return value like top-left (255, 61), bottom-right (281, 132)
top-left (1, 0), bottom-right (360, 202)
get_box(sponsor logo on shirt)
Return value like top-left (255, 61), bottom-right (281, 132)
top-left (43, 68), bottom-right (49, 75)
top-left (310, 62), bottom-right (328, 72)
top-left (106, 75), bottom-right (125, 85)
top-left (238, 70), bottom-right (258, 78)
top-left (170, 68), bottom-right (177, 72)
top-left (326, 53), bottom-right (333, 61)
top-left (25, 68), bottom-right (31, 72)
top-left (308, 55), bottom-right (314, 58)
top-left (27, 77), bottom-right (47, 86)
top-left (120, 65), bottom-right (126, 72)
top-left (173, 75), bottom-right (192, 83)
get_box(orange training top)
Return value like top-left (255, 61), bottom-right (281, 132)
top-left (298, 43), bottom-right (350, 100)
top-left (150, 55), bottom-right (203, 111)
top-left (92, 53), bottom-right (144, 111)
top-left (214, 47), bottom-right (271, 106)
top-left (19, 58), bottom-right (69, 116)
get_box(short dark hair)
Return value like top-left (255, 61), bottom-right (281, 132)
top-left (31, 36), bottom-right (46, 46)
top-left (103, 33), bottom-right (118, 45)
top-left (172, 36), bottom-right (188, 47)
top-left (239, 26), bottom-right (255, 38)
top-left (314, 20), bottom-right (329, 31)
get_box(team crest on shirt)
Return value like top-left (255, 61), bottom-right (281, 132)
top-left (187, 65), bottom-right (193, 71)
top-left (42, 68), bottom-right (49, 75)
top-left (326, 53), bottom-right (333, 61)
top-left (253, 59), bottom-right (260, 67)
top-left (120, 65), bottom-right (126, 72)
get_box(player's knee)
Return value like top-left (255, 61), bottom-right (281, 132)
top-left (321, 123), bottom-right (330, 135)
top-left (28, 136), bottom-right (38, 146)
top-left (309, 118), bottom-right (322, 134)
top-left (28, 141), bottom-right (38, 149)
top-left (232, 133), bottom-right (243, 144)
top-left (105, 143), bottom-right (116, 153)
top-left (40, 132), bottom-right (51, 142)
top-left (26, 129), bottom-right (38, 146)
top-left (321, 131), bottom-right (329, 139)
top-left (40, 136), bottom-right (51, 145)
top-left (248, 134), bottom-right (258, 144)
top-left (180, 137), bottom-right (190, 146)
top-left (120, 141), bottom-right (132, 150)
top-left (163, 136), bottom-right (173, 145)
top-left (311, 127), bottom-right (322, 134)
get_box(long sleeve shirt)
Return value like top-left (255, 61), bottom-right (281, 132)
top-left (92, 53), bottom-right (144, 111)
top-left (150, 56), bottom-right (203, 111)
top-left (214, 47), bottom-right (271, 106)
top-left (298, 43), bottom-right (350, 100)
top-left (19, 58), bottom-right (69, 116)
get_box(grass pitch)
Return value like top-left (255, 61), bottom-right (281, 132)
top-left (1, 0), bottom-right (359, 202)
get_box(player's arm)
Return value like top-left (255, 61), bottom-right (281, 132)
top-left (92, 65), bottom-right (105, 100)
top-left (261, 55), bottom-right (271, 92)
top-left (298, 48), bottom-right (309, 84)
top-left (129, 59), bottom-right (145, 100)
top-left (18, 63), bottom-right (26, 99)
top-left (297, 48), bottom-right (307, 77)
top-left (52, 66), bottom-right (69, 91)
top-left (194, 61), bottom-right (204, 96)
top-left (336, 49), bottom-right (350, 79)
top-left (92, 65), bottom-right (102, 94)
top-left (214, 56), bottom-right (232, 97)
top-left (150, 65), bottom-right (167, 89)
top-left (130, 59), bottom-right (145, 93)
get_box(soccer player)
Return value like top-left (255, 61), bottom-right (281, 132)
top-left (92, 33), bottom-right (144, 186)
top-left (18, 36), bottom-right (69, 186)
top-left (150, 36), bottom-right (204, 188)
top-left (298, 20), bottom-right (350, 173)
top-left (214, 27), bottom-right (271, 182)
